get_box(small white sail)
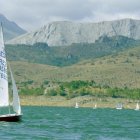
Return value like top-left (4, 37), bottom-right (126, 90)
top-left (95, 104), bottom-right (97, 108)
top-left (0, 24), bottom-right (9, 106)
top-left (93, 103), bottom-right (97, 109)
top-left (75, 102), bottom-right (79, 108)
top-left (135, 103), bottom-right (139, 111)
top-left (9, 66), bottom-right (21, 115)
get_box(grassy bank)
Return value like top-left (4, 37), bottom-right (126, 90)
top-left (20, 95), bottom-right (139, 109)
top-left (18, 80), bottom-right (140, 109)
top-left (9, 44), bottom-right (140, 89)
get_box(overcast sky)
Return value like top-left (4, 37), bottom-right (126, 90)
top-left (0, 0), bottom-right (140, 31)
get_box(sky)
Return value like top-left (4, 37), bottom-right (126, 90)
top-left (0, 0), bottom-right (140, 31)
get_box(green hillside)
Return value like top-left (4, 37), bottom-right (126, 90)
top-left (8, 44), bottom-right (140, 88)
top-left (6, 44), bottom-right (140, 100)
top-left (6, 35), bottom-right (140, 66)
top-left (6, 36), bottom-right (140, 100)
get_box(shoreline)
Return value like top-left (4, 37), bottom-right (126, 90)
top-left (20, 95), bottom-right (139, 109)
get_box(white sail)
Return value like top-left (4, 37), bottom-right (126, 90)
top-left (95, 104), bottom-right (97, 108)
top-left (75, 102), bottom-right (79, 108)
top-left (0, 24), bottom-right (9, 106)
top-left (9, 66), bottom-right (21, 114)
top-left (93, 103), bottom-right (97, 109)
top-left (135, 103), bottom-right (139, 111)
top-left (0, 23), bottom-right (22, 122)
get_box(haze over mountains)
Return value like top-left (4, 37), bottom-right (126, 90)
top-left (7, 18), bottom-right (140, 46)
top-left (0, 14), bottom-right (26, 40)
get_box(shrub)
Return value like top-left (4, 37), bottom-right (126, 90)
top-left (79, 88), bottom-right (92, 96)
top-left (20, 87), bottom-right (44, 95)
top-left (47, 89), bottom-right (57, 96)
top-left (43, 80), bottom-right (49, 85)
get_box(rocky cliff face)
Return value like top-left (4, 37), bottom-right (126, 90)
top-left (7, 19), bottom-right (140, 46)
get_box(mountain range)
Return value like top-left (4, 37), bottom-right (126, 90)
top-left (3, 16), bottom-right (140, 67)
top-left (7, 18), bottom-right (140, 46)
top-left (0, 14), bottom-right (26, 40)
top-left (1, 15), bottom-right (140, 89)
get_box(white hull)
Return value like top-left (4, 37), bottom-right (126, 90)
top-left (116, 107), bottom-right (122, 110)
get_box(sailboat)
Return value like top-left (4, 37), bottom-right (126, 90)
top-left (75, 102), bottom-right (79, 108)
top-left (116, 103), bottom-right (123, 110)
top-left (0, 23), bottom-right (22, 122)
top-left (135, 103), bottom-right (139, 111)
top-left (93, 103), bottom-right (97, 109)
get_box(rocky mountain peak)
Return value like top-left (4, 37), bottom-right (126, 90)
top-left (7, 18), bottom-right (140, 46)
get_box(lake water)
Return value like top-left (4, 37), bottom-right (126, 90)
top-left (0, 106), bottom-right (140, 140)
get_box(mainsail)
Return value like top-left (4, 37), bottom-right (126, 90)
top-left (75, 102), bottom-right (79, 108)
top-left (0, 24), bottom-right (9, 106)
top-left (135, 103), bottom-right (139, 110)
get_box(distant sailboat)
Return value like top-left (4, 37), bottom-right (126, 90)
top-left (75, 102), bottom-right (79, 108)
top-left (93, 103), bottom-right (97, 109)
top-left (0, 23), bottom-right (22, 122)
top-left (116, 103), bottom-right (123, 110)
top-left (135, 103), bottom-right (139, 111)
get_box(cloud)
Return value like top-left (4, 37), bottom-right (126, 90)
top-left (0, 0), bottom-right (140, 31)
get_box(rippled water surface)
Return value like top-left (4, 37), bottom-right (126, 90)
top-left (0, 106), bottom-right (140, 140)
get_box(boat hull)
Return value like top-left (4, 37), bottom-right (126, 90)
top-left (116, 108), bottom-right (122, 110)
top-left (0, 114), bottom-right (22, 122)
